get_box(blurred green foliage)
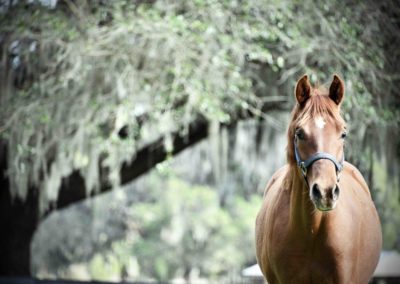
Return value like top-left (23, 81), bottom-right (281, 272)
top-left (83, 174), bottom-right (262, 282)
top-left (1, 0), bottom-right (399, 212)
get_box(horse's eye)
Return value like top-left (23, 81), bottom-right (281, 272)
top-left (341, 131), bottom-right (347, 139)
top-left (295, 129), bottom-right (306, 140)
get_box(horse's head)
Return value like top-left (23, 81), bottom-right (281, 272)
top-left (289, 75), bottom-right (347, 211)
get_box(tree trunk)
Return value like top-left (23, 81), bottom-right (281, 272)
top-left (0, 188), bottom-right (39, 276)
top-left (0, 142), bottom-right (39, 276)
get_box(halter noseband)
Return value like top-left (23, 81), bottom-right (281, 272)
top-left (294, 137), bottom-right (344, 180)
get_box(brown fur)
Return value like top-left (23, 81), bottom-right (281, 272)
top-left (255, 75), bottom-right (382, 284)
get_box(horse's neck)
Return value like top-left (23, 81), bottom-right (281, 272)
top-left (288, 167), bottom-right (324, 235)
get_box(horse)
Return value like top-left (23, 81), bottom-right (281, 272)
top-left (255, 74), bottom-right (382, 284)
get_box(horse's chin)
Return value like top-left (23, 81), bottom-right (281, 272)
top-left (317, 206), bottom-right (335, 212)
top-left (312, 200), bottom-right (337, 212)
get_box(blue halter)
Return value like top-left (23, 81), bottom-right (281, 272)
top-left (294, 137), bottom-right (344, 179)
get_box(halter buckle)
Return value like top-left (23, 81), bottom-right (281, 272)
top-left (337, 171), bottom-right (341, 182)
top-left (300, 162), bottom-right (307, 177)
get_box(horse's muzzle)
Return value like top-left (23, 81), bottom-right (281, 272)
top-left (310, 183), bottom-right (340, 211)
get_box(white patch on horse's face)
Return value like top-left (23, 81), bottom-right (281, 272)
top-left (314, 116), bottom-right (326, 129)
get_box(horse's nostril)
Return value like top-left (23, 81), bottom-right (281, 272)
top-left (333, 185), bottom-right (340, 199)
top-left (312, 184), bottom-right (322, 199)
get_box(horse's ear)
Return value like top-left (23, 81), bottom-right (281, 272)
top-left (329, 75), bottom-right (345, 105)
top-left (295, 75), bottom-right (311, 106)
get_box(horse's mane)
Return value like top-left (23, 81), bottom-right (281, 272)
top-left (286, 87), bottom-right (346, 165)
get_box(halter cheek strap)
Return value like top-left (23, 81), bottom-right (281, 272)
top-left (294, 137), bottom-right (344, 180)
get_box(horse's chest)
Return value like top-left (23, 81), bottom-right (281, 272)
top-left (272, 235), bottom-right (350, 284)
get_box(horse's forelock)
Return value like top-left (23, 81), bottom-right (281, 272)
top-left (296, 94), bottom-right (344, 128)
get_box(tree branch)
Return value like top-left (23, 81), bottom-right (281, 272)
top-left (55, 118), bottom-right (209, 212)
top-left (54, 99), bottom-right (290, 214)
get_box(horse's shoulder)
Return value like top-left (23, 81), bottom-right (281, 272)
top-left (263, 165), bottom-right (289, 197)
top-left (343, 161), bottom-right (371, 196)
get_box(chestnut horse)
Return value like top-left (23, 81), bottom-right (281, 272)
top-left (255, 75), bottom-right (382, 284)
